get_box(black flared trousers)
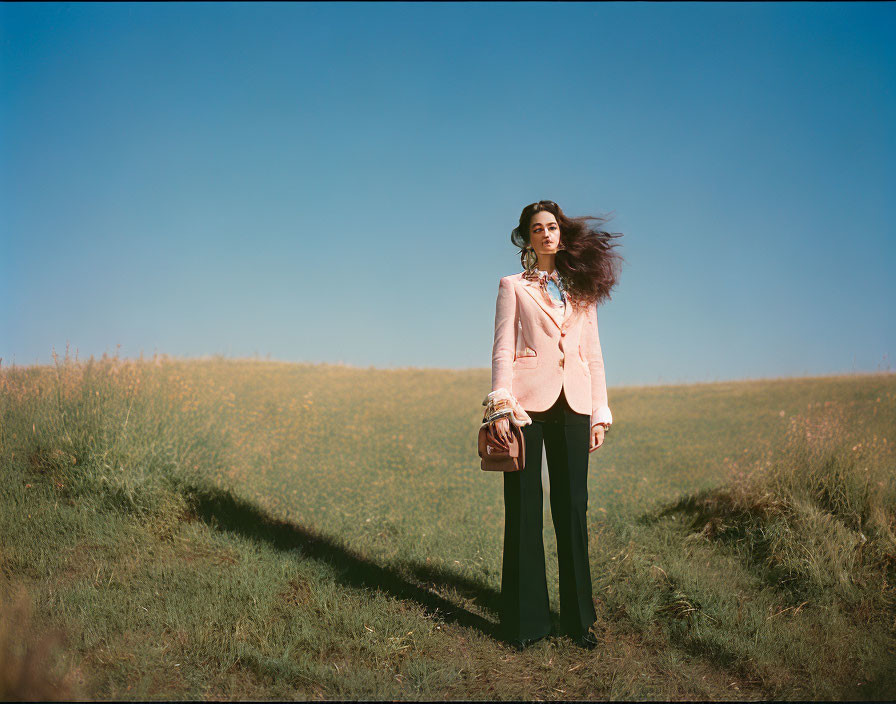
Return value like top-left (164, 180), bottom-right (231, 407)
top-left (500, 388), bottom-right (597, 642)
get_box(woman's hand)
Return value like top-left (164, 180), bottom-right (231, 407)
top-left (588, 424), bottom-right (606, 453)
top-left (488, 417), bottom-right (512, 449)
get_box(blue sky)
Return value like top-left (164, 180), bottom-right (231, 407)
top-left (2, 2), bottom-right (894, 386)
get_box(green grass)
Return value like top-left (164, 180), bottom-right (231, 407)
top-left (1, 350), bottom-right (894, 700)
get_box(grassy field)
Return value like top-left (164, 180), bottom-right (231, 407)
top-left (1, 350), bottom-right (894, 700)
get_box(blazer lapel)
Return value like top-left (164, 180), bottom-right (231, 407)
top-left (519, 278), bottom-right (564, 330)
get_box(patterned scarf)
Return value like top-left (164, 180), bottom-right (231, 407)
top-left (523, 267), bottom-right (566, 307)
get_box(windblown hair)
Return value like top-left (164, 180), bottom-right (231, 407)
top-left (510, 199), bottom-right (624, 310)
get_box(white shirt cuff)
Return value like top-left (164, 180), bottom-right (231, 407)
top-left (591, 405), bottom-right (613, 428)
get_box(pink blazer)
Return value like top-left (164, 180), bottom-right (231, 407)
top-left (491, 272), bottom-right (613, 429)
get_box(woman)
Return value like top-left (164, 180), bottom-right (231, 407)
top-left (484, 199), bottom-right (622, 650)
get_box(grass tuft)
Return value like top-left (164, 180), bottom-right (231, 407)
top-left (656, 406), bottom-right (896, 606)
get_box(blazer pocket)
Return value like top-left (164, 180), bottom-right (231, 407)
top-left (578, 348), bottom-right (590, 372)
top-left (513, 350), bottom-right (538, 369)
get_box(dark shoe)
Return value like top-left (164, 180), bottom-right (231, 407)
top-left (571, 629), bottom-right (600, 650)
top-left (508, 633), bottom-right (549, 651)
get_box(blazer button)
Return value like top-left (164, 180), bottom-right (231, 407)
top-left (561, 330), bottom-right (566, 336)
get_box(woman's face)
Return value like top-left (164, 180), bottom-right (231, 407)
top-left (528, 210), bottom-right (561, 256)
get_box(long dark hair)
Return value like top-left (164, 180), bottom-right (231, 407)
top-left (510, 199), bottom-right (623, 310)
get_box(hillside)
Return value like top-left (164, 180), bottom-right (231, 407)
top-left (1, 354), bottom-right (894, 700)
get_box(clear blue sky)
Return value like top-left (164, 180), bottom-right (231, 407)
top-left (2, 2), bottom-right (894, 386)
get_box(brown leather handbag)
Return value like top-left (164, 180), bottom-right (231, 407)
top-left (478, 413), bottom-right (525, 472)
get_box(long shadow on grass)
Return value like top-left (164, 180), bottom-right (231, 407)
top-left (180, 482), bottom-right (505, 641)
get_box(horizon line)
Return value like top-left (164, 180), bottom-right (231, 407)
top-left (2, 347), bottom-right (892, 391)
